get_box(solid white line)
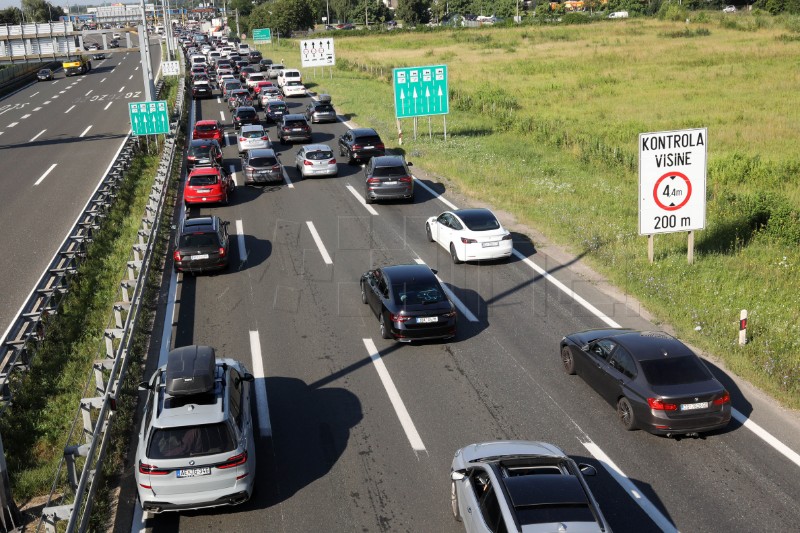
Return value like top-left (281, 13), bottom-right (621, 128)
top-left (34, 163), bottom-right (57, 186)
top-left (158, 255), bottom-right (180, 367)
top-left (282, 166), bottom-right (294, 188)
top-left (118, 86), bottom-right (125, 93)
top-left (7, 122), bottom-right (17, 128)
top-left (413, 258), bottom-right (478, 322)
top-left (363, 338), bottom-right (426, 452)
top-left (583, 440), bottom-right (679, 533)
top-left (732, 409), bottom-right (800, 468)
top-left (236, 219), bottom-right (247, 263)
top-left (85, 90), bottom-right (92, 96)
top-left (64, 105), bottom-right (75, 114)
top-left (306, 221), bottom-right (333, 265)
top-left (249, 331), bottom-right (273, 437)
top-left (346, 184), bottom-right (378, 215)
top-left (29, 129), bottom-right (45, 142)
top-left (20, 114), bottom-right (31, 119)
top-left (104, 102), bottom-right (112, 111)
top-left (80, 125), bottom-right (92, 138)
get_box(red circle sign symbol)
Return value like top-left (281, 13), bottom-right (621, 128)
top-left (653, 171), bottom-right (692, 211)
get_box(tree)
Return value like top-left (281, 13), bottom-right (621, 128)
top-left (397, 0), bottom-right (432, 25)
top-left (330, 0), bottom-right (356, 23)
top-left (247, 0), bottom-right (316, 36)
top-left (21, 0), bottom-right (61, 22)
top-left (345, 0), bottom-right (393, 24)
top-left (0, 8), bottom-right (23, 24)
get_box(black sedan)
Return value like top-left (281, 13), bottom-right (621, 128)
top-left (37, 68), bottom-right (53, 81)
top-left (560, 329), bottom-right (732, 437)
top-left (360, 264), bottom-right (456, 342)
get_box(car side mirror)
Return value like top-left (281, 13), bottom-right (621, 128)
top-left (431, 269), bottom-right (438, 275)
top-left (407, 162), bottom-right (413, 166)
top-left (581, 344), bottom-right (590, 352)
top-left (578, 464), bottom-right (597, 476)
top-left (243, 373), bottom-right (255, 382)
top-left (138, 380), bottom-right (151, 391)
top-left (450, 471), bottom-right (466, 481)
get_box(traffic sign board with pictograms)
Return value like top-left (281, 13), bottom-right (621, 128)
top-left (393, 65), bottom-right (448, 119)
top-left (300, 38), bottom-right (335, 67)
top-left (639, 128), bottom-right (707, 235)
top-left (162, 60), bottom-right (180, 76)
top-left (128, 101), bottom-right (170, 136)
top-left (253, 28), bottom-right (271, 43)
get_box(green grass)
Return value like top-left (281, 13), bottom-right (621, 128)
top-left (276, 15), bottom-right (800, 407)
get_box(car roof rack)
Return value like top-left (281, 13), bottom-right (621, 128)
top-left (165, 345), bottom-right (216, 396)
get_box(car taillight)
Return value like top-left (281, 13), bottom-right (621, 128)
top-left (173, 250), bottom-right (181, 261)
top-left (139, 461), bottom-right (170, 475)
top-left (352, 144), bottom-right (362, 150)
top-left (262, 136), bottom-right (270, 141)
top-left (399, 176), bottom-right (412, 183)
top-left (713, 391), bottom-right (730, 405)
top-left (239, 137), bottom-right (246, 142)
top-left (376, 143), bottom-right (385, 150)
top-left (328, 158), bottom-right (337, 164)
top-left (647, 398), bottom-right (678, 411)
top-left (389, 313), bottom-right (412, 323)
top-left (442, 310), bottom-right (457, 318)
top-left (367, 178), bottom-right (380, 184)
top-left (461, 237), bottom-right (477, 244)
top-left (219, 247), bottom-right (226, 258)
top-left (272, 165), bottom-right (281, 171)
top-left (216, 451), bottom-right (247, 469)
top-left (303, 160), bottom-right (314, 166)
top-left (187, 155), bottom-right (196, 160)
top-left (502, 234), bottom-right (513, 240)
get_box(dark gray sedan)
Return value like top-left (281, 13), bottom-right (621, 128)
top-left (560, 329), bottom-right (732, 437)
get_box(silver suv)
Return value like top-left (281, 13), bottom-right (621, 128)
top-left (135, 345), bottom-right (256, 515)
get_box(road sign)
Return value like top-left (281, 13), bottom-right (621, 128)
top-left (162, 60), bottom-right (180, 76)
top-left (393, 65), bottom-right (448, 119)
top-left (253, 28), bottom-right (271, 43)
top-left (639, 128), bottom-right (707, 235)
top-left (300, 38), bottom-right (335, 67)
top-left (128, 101), bottom-right (170, 136)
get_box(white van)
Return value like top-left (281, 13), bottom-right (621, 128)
top-left (608, 11), bottom-right (629, 18)
top-left (190, 54), bottom-right (207, 67)
top-left (277, 68), bottom-right (301, 87)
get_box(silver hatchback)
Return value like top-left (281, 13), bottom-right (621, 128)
top-left (242, 148), bottom-right (283, 184)
top-left (295, 143), bottom-right (338, 178)
top-left (237, 124), bottom-right (270, 154)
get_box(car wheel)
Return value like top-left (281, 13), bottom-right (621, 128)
top-left (450, 480), bottom-right (461, 522)
top-left (379, 313), bottom-right (392, 340)
top-left (450, 243), bottom-right (462, 264)
top-left (360, 281), bottom-right (368, 304)
top-left (426, 223), bottom-right (434, 242)
top-left (561, 346), bottom-right (576, 375)
top-left (617, 397), bottom-right (637, 431)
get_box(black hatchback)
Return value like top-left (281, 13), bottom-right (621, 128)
top-left (360, 264), bottom-right (456, 342)
top-left (172, 215), bottom-right (230, 274)
top-left (277, 114), bottom-right (312, 144)
top-left (338, 128), bottom-right (385, 164)
top-left (232, 106), bottom-right (260, 130)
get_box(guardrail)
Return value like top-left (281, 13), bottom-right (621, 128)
top-left (32, 73), bottom-right (185, 533)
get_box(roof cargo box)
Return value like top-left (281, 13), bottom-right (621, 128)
top-left (166, 345), bottom-right (216, 396)
top-left (317, 94), bottom-right (331, 103)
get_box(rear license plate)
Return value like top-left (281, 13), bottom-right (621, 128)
top-left (190, 254), bottom-right (209, 260)
top-left (364, 145), bottom-right (374, 149)
top-left (292, 128), bottom-right (302, 131)
top-left (384, 181), bottom-right (397, 185)
top-left (177, 467), bottom-right (211, 478)
top-left (417, 316), bottom-right (438, 323)
top-left (482, 241), bottom-right (499, 248)
top-left (197, 189), bottom-right (211, 193)
top-left (680, 402), bottom-right (709, 411)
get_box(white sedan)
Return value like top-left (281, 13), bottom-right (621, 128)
top-left (282, 81), bottom-right (307, 97)
top-left (426, 208), bottom-right (513, 263)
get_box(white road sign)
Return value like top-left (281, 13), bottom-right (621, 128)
top-left (300, 38), bottom-right (335, 68)
top-left (162, 60), bottom-right (180, 76)
top-left (639, 128), bottom-right (707, 235)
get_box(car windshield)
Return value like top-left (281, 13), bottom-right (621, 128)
top-left (179, 232), bottom-right (220, 248)
top-left (640, 355), bottom-right (711, 386)
top-left (249, 157), bottom-right (277, 167)
top-left (189, 174), bottom-right (219, 186)
top-left (373, 166), bottom-right (407, 177)
top-left (147, 422), bottom-right (236, 459)
top-left (306, 150), bottom-right (333, 161)
top-left (392, 282), bottom-right (446, 305)
top-left (458, 211), bottom-right (501, 231)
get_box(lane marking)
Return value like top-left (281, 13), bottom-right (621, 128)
top-left (235, 219), bottom-right (247, 263)
top-left (229, 164), bottom-right (238, 186)
top-left (135, 66), bottom-right (139, 71)
top-left (51, 95), bottom-right (59, 99)
top-left (7, 122), bottom-right (18, 128)
top-left (216, 96), bottom-right (222, 104)
top-left (43, 100), bottom-right (51, 105)
top-left (413, 175), bottom-right (459, 210)
top-left (80, 125), bottom-right (92, 138)
top-left (346, 184), bottom-right (378, 215)
top-left (34, 163), bottom-right (57, 186)
top-left (413, 258), bottom-right (478, 322)
top-left (363, 339), bottom-right (426, 452)
top-left (731, 409), bottom-right (800, 469)
top-left (583, 440), bottom-right (679, 533)
top-left (30, 129), bottom-right (46, 142)
top-left (306, 221), bottom-right (333, 265)
top-left (31, 91), bottom-right (39, 97)
top-left (33, 107), bottom-right (42, 112)
top-left (85, 90), bottom-right (93, 96)
top-left (20, 114), bottom-right (30, 119)
top-left (104, 102), bottom-right (112, 111)
top-left (59, 90), bottom-right (66, 94)
top-left (249, 331), bottom-right (273, 437)
top-left (128, 75), bottom-right (133, 80)
top-left (100, 77), bottom-right (107, 83)
top-left (219, 110), bottom-right (225, 122)
top-left (64, 105), bottom-right (75, 114)
top-left (282, 166), bottom-right (294, 188)
top-left (118, 86), bottom-right (125, 93)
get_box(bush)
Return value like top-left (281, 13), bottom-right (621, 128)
top-left (562, 12), bottom-right (592, 24)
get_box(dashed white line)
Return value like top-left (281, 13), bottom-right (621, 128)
top-left (33, 107), bottom-right (42, 112)
top-left (118, 86), bottom-right (125, 93)
top-left (135, 66), bottom-right (139, 71)
top-left (128, 75), bottom-right (133, 80)
top-left (80, 125), bottom-right (92, 138)
top-left (85, 90), bottom-right (93, 96)
top-left (51, 95), bottom-right (59, 99)
top-left (6, 122), bottom-right (18, 128)
top-left (217, 96), bottom-right (222, 104)
top-left (100, 77), bottom-right (107, 83)
top-left (30, 91), bottom-right (39, 97)
top-left (249, 331), bottom-right (273, 437)
top-left (306, 221), bottom-right (333, 265)
top-left (282, 167), bottom-right (294, 188)
top-left (413, 258), bottom-right (479, 322)
top-left (43, 100), bottom-right (51, 105)
top-left (34, 163), bottom-right (57, 186)
top-left (363, 338), bottom-right (426, 452)
top-left (64, 105), bottom-right (76, 114)
top-left (235, 219), bottom-right (247, 263)
top-left (29, 129), bottom-right (46, 142)
top-left (20, 114), bottom-right (30, 119)
top-left (58, 90), bottom-right (66, 94)
top-left (228, 164), bottom-right (238, 186)
top-left (104, 102), bottom-right (112, 111)
top-left (346, 185), bottom-right (378, 215)
top-left (219, 110), bottom-right (225, 122)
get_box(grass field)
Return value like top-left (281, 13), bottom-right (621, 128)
top-left (270, 14), bottom-right (800, 407)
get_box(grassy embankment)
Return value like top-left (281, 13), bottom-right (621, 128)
top-left (271, 15), bottom-right (800, 407)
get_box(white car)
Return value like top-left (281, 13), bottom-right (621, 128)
top-left (282, 81), bottom-right (306, 98)
top-left (426, 208), bottom-right (513, 263)
top-left (237, 124), bottom-right (271, 154)
top-left (723, 5), bottom-right (736, 12)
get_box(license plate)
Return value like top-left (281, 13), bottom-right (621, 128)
top-left (364, 145), bottom-right (374, 149)
top-left (190, 254), bottom-right (209, 260)
top-left (417, 316), bottom-right (438, 323)
top-left (680, 402), bottom-right (709, 411)
top-left (384, 181), bottom-right (397, 185)
top-left (177, 467), bottom-right (211, 478)
top-left (482, 241), bottom-right (499, 247)
top-left (197, 189), bottom-right (211, 193)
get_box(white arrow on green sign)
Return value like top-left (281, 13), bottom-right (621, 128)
top-left (393, 65), bottom-right (448, 119)
top-left (128, 101), bottom-right (170, 136)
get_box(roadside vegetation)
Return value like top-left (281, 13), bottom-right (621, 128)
top-left (270, 14), bottom-right (800, 407)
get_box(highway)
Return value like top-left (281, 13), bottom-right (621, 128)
top-left (0, 39), bottom-right (162, 343)
top-left (119, 65), bottom-right (800, 533)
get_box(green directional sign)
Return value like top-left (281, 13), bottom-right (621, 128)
top-left (253, 28), bottom-right (272, 43)
top-left (128, 101), bottom-right (169, 136)
top-left (393, 65), bottom-right (449, 119)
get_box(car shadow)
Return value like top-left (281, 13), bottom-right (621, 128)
top-left (696, 358), bottom-right (753, 437)
top-left (232, 234), bottom-right (272, 273)
top-left (310, 131), bottom-right (336, 143)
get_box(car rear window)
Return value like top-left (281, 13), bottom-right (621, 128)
top-left (373, 166), bottom-right (408, 178)
top-left (306, 150), bottom-right (333, 161)
top-left (195, 123), bottom-right (217, 132)
top-left (189, 174), bottom-right (219, 186)
top-left (189, 145), bottom-right (211, 157)
top-left (147, 423), bottom-right (236, 459)
top-left (285, 119), bottom-right (306, 127)
top-left (459, 211), bottom-right (501, 231)
top-left (355, 135), bottom-right (382, 144)
top-left (392, 282), bottom-right (446, 305)
top-left (242, 129), bottom-right (264, 138)
top-left (179, 232), bottom-right (220, 248)
top-left (314, 105), bottom-right (334, 112)
top-left (249, 157), bottom-right (278, 167)
top-left (238, 109), bottom-right (257, 118)
top-left (640, 355), bottom-right (711, 386)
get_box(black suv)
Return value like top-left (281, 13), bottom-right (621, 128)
top-left (264, 100), bottom-right (287, 123)
top-left (173, 215), bottom-right (230, 273)
top-left (277, 114), bottom-right (312, 144)
top-left (305, 96), bottom-right (337, 124)
top-left (338, 128), bottom-right (385, 164)
top-left (232, 106), bottom-right (260, 130)
top-left (258, 58), bottom-right (273, 72)
top-left (248, 50), bottom-right (263, 64)
top-left (364, 155), bottom-right (414, 204)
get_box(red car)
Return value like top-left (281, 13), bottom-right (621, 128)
top-left (184, 166), bottom-right (235, 207)
top-left (252, 80), bottom-right (274, 95)
top-left (192, 120), bottom-right (225, 146)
